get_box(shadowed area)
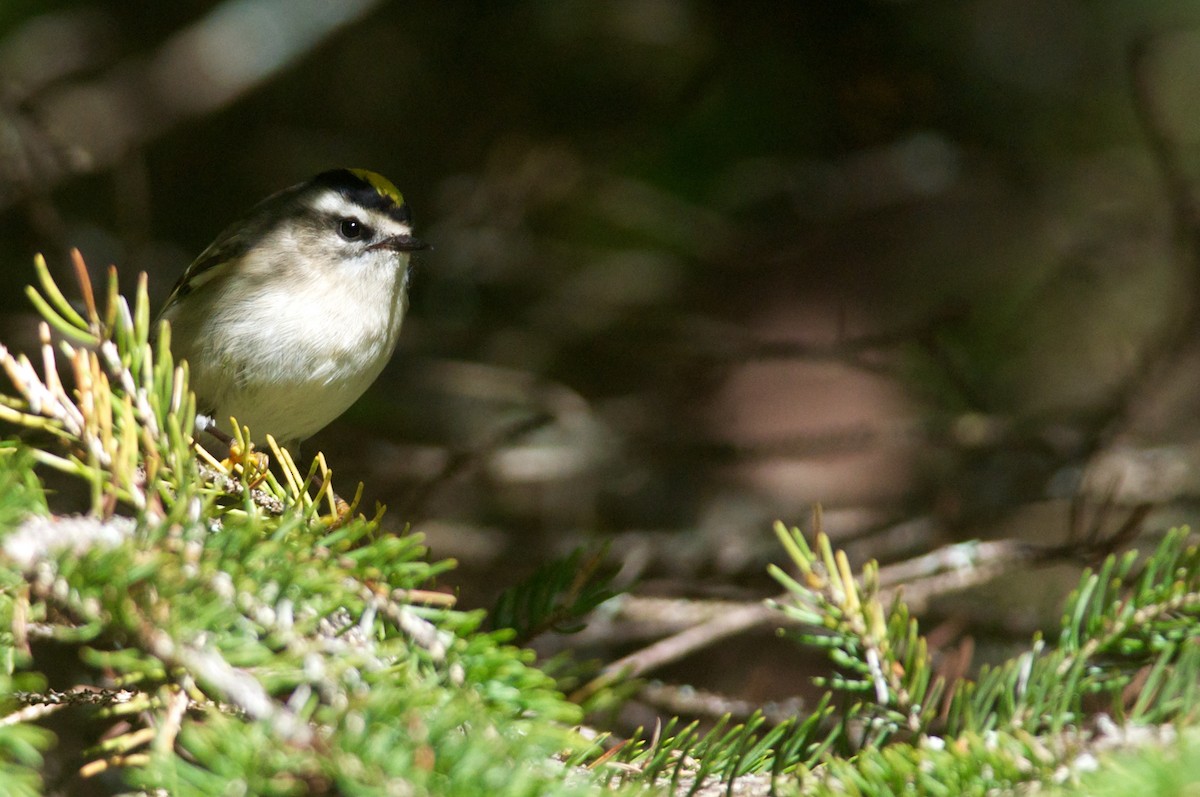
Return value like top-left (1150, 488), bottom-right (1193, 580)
top-left (3, 0), bottom-right (1200, 754)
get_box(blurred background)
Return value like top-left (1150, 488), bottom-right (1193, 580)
top-left (4, 0), bottom-right (1200, 726)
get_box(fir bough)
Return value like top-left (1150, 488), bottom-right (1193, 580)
top-left (0, 254), bottom-right (604, 795)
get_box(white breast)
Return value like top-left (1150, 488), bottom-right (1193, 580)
top-left (174, 249), bottom-right (410, 448)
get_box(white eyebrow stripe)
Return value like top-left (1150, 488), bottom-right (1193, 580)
top-left (309, 193), bottom-right (413, 236)
top-left (311, 192), bottom-right (361, 217)
top-left (365, 209), bottom-right (413, 236)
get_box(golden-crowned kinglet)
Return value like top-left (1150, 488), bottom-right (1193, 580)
top-left (157, 168), bottom-right (427, 452)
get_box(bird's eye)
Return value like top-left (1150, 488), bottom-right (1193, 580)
top-left (338, 217), bottom-right (369, 240)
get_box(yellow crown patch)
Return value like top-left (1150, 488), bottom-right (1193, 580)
top-left (349, 168), bottom-right (405, 207)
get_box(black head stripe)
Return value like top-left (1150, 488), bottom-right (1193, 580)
top-left (309, 169), bottom-right (412, 225)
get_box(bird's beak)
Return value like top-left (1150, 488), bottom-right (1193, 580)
top-left (370, 234), bottom-right (429, 253)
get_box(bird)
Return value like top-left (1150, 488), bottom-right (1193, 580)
top-left (157, 168), bottom-right (427, 453)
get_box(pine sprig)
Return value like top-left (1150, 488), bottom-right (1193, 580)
top-left (943, 527), bottom-right (1200, 739)
top-left (491, 545), bottom-right (617, 644)
top-left (1, 251), bottom-right (195, 516)
top-left (763, 519), bottom-right (1200, 793)
top-left (601, 699), bottom-right (836, 796)
top-left (768, 523), bottom-right (942, 745)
